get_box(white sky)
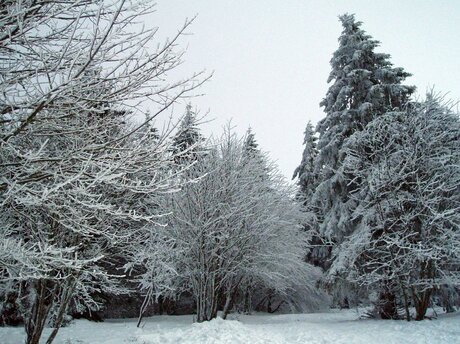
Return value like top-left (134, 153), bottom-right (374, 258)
top-left (149, 0), bottom-right (460, 180)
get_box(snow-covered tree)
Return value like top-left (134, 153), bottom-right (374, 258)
top-left (293, 121), bottom-right (318, 200)
top-left (242, 127), bottom-right (259, 156)
top-left (314, 13), bottom-right (415, 241)
top-left (171, 104), bottom-right (204, 164)
top-left (308, 14), bottom-right (415, 311)
top-left (137, 128), bottom-right (320, 323)
top-left (241, 127), bottom-right (268, 184)
top-left (331, 94), bottom-right (460, 320)
top-left (0, 1), bottom-right (204, 343)
top-left (292, 122), bottom-right (331, 272)
top-left (142, 111), bottom-right (162, 143)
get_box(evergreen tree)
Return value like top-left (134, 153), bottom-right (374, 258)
top-left (143, 111), bottom-right (161, 142)
top-left (243, 127), bottom-right (259, 156)
top-left (314, 13), bottom-right (415, 241)
top-left (292, 121), bottom-right (318, 200)
top-left (308, 14), bottom-right (415, 311)
top-left (242, 127), bottom-right (267, 180)
top-left (292, 122), bottom-right (327, 270)
top-left (171, 104), bottom-right (203, 163)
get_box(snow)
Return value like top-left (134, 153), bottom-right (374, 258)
top-left (2, 309), bottom-right (459, 344)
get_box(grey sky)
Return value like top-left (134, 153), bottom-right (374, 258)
top-left (150, 0), bottom-right (460, 180)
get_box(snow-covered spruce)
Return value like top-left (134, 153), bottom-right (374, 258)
top-left (170, 104), bottom-right (206, 165)
top-left (293, 121), bottom-right (318, 201)
top-left (314, 13), bottom-right (415, 242)
top-left (297, 13), bottom-right (415, 314)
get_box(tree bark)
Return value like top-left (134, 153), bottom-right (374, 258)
top-left (379, 290), bottom-right (398, 320)
top-left (222, 277), bottom-right (244, 319)
top-left (25, 280), bottom-right (56, 344)
top-left (46, 279), bottom-right (76, 344)
top-left (413, 260), bottom-right (434, 321)
top-left (412, 287), bottom-right (432, 321)
top-left (137, 288), bottom-right (153, 328)
top-left (196, 273), bottom-right (218, 322)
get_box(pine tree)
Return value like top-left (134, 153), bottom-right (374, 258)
top-left (314, 13), bottom-right (415, 241)
top-left (242, 128), bottom-right (267, 180)
top-left (292, 122), bottom-right (327, 270)
top-left (171, 104), bottom-right (203, 163)
top-left (243, 127), bottom-right (259, 156)
top-left (143, 111), bottom-right (161, 142)
top-left (308, 14), bottom-right (415, 311)
top-left (292, 121), bottom-right (318, 200)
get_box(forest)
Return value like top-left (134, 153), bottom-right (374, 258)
top-left (0, 1), bottom-right (459, 344)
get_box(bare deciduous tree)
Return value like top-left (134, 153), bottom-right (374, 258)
top-left (136, 129), bottom-right (321, 323)
top-left (0, 1), bottom-right (205, 343)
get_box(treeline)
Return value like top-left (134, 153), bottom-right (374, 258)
top-left (133, 111), bottom-right (324, 323)
top-left (292, 14), bottom-right (460, 321)
top-left (0, 2), bottom-right (320, 344)
top-left (0, 2), bottom-right (459, 344)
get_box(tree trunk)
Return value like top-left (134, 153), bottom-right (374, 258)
top-left (413, 260), bottom-right (434, 321)
top-left (25, 280), bottom-right (56, 344)
top-left (46, 279), bottom-right (76, 344)
top-left (397, 278), bottom-right (410, 321)
top-left (442, 287), bottom-right (456, 313)
top-left (266, 294), bottom-right (272, 313)
top-left (137, 289), bottom-right (152, 328)
top-left (158, 295), bottom-right (164, 315)
top-left (401, 287), bottom-right (411, 322)
top-left (195, 274), bottom-right (220, 322)
top-left (413, 287), bottom-right (432, 321)
top-left (243, 287), bottom-right (252, 314)
top-left (222, 293), bottom-right (232, 320)
top-left (379, 290), bottom-right (398, 320)
top-left (222, 277), bottom-right (244, 319)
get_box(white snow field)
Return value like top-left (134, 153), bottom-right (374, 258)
top-left (2, 310), bottom-right (459, 344)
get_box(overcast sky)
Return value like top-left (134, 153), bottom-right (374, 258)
top-left (149, 0), bottom-right (460, 180)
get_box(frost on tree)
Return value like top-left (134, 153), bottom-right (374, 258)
top-left (332, 94), bottom-right (460, 320)
top-left (292, 122), bottom-right (329, 270)
top-left (242, 127), bottom-right (268, 183)
top-left (136, 129), bottom-right (322, 323)
top-left (310, 14), bottom-right (415, 310)
top-left (293, 121), bottom-right (318, 200)
top-left (0, 1), bottom-right (204, 343)
top-left (292, 122), bottom-right (319, 238)
top-left (314, 13), bottom-right (415, 241)
top-left (171, 104), bottom-right (205, 164)
top-left (243, 127), bottom-right (260, 158)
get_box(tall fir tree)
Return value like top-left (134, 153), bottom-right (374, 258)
top-left (314, 14), bottom-right (415, 242)
top-left (171, 104), bottom-right (204, 164)
top-left (143, 111), bottom-right (161, 142)
top-left (243, 128), bottom-right (267, 181)
top-left (292, 122), bottom-right (327, 269)
top-left (243, 127), bottom-right (259, 155)
top-left (298, 14), bottom-right (416, 311)
top-left (292, 121), bottom-right (318, 200)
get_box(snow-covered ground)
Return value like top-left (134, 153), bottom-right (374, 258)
top-left (2, 309), bottom-right (459, 344)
